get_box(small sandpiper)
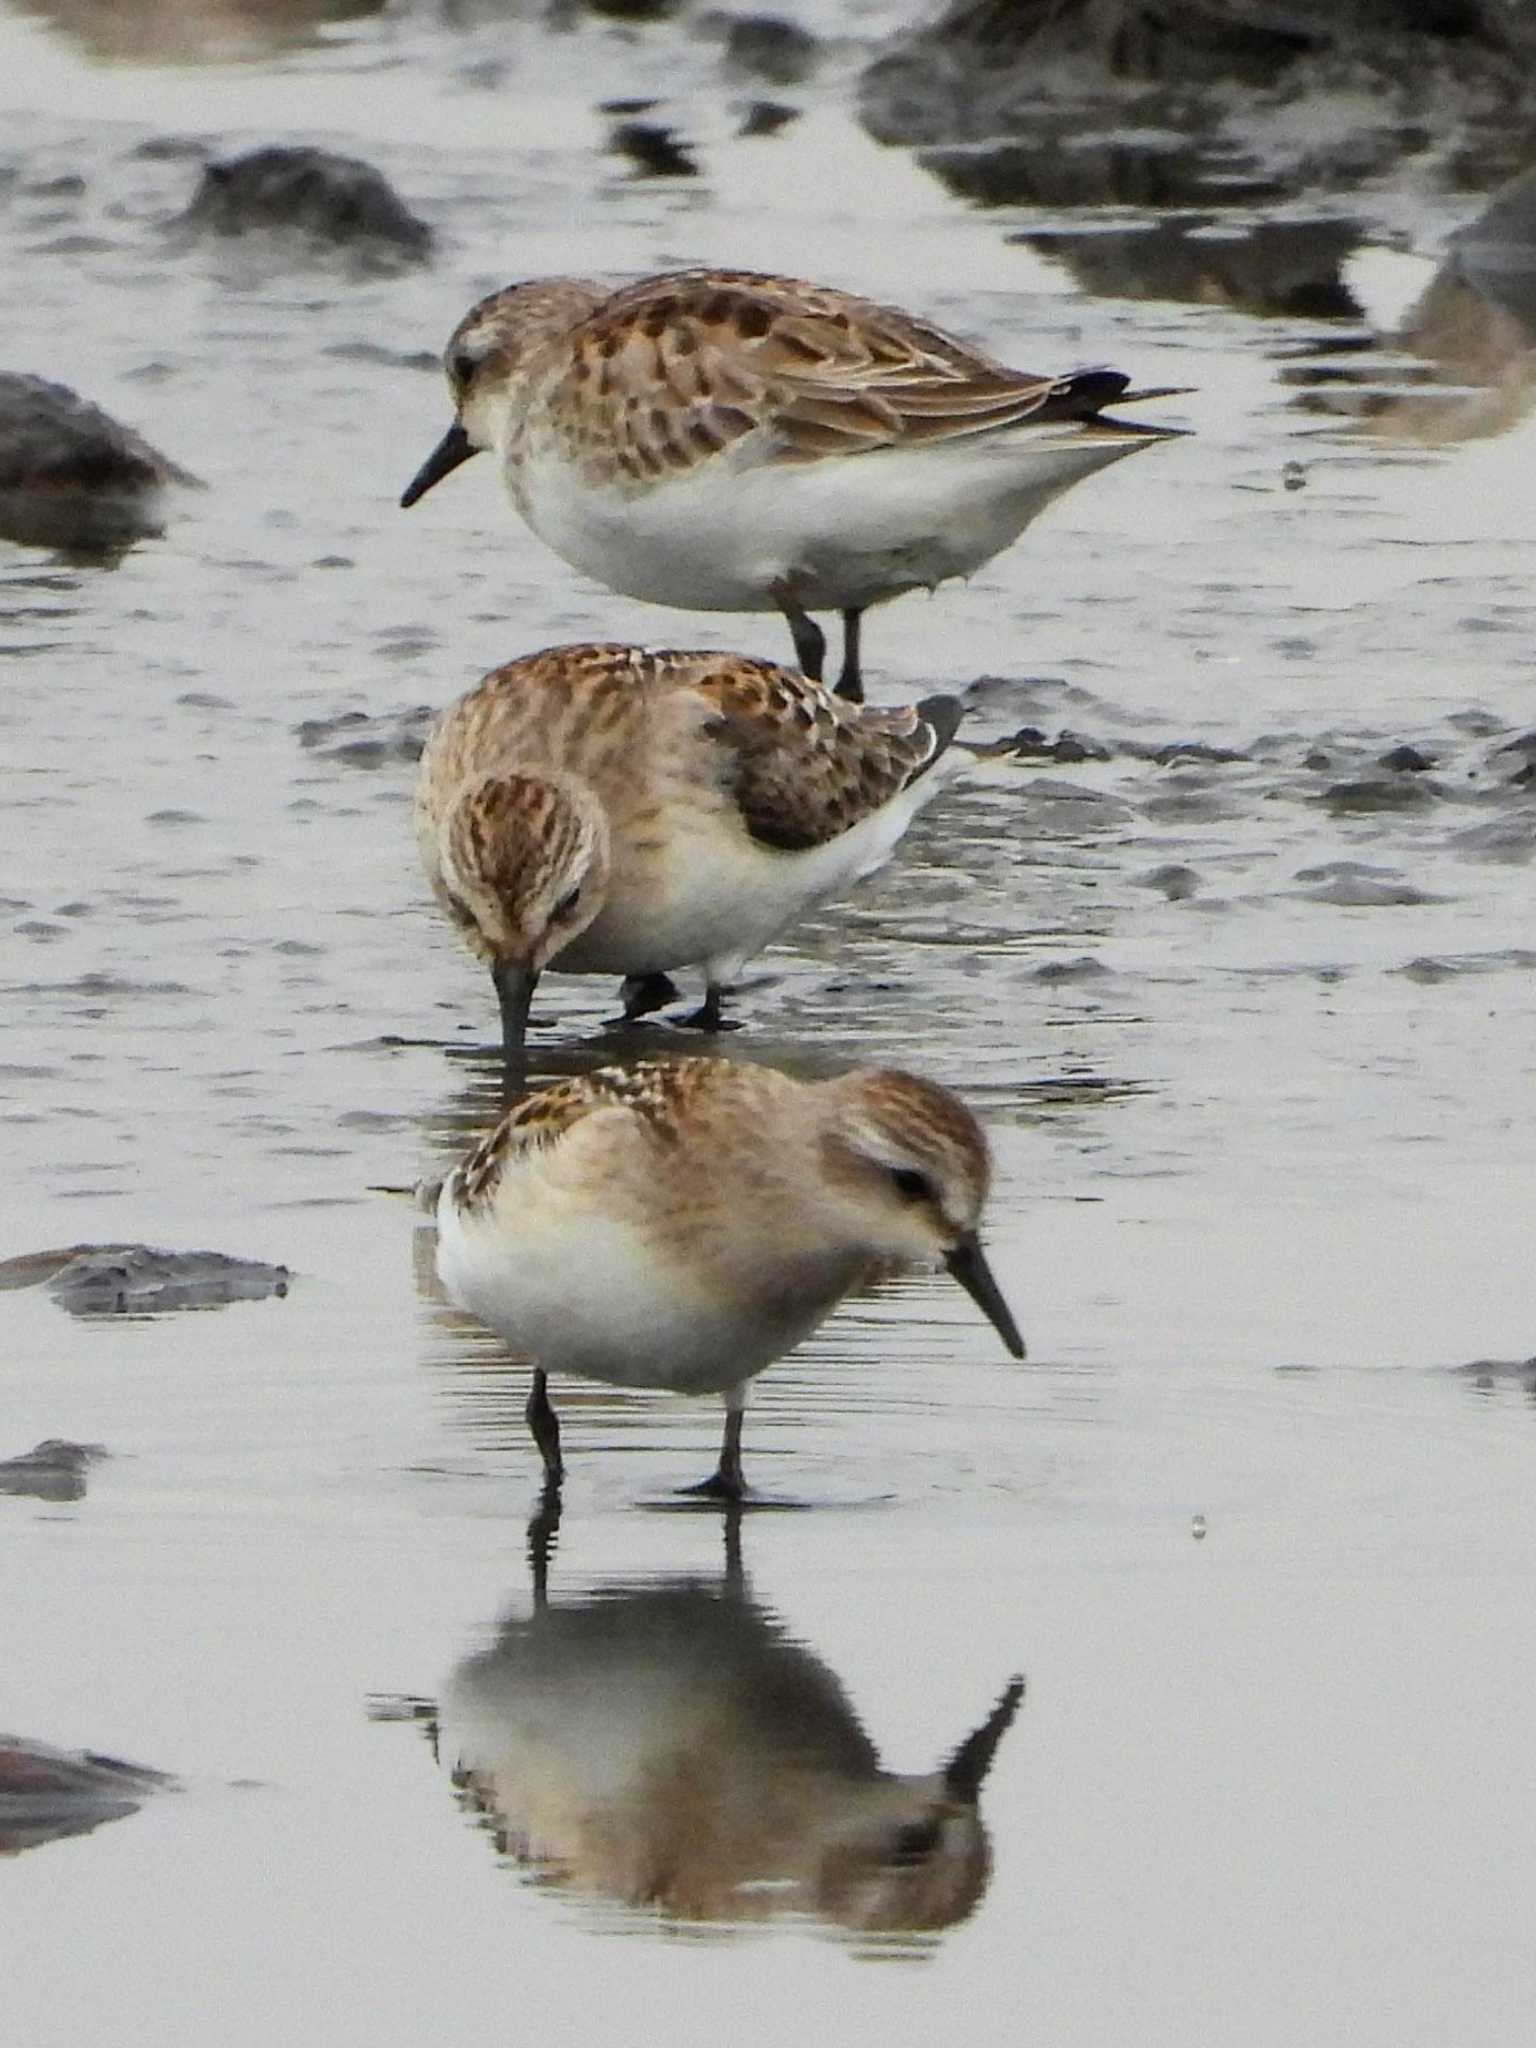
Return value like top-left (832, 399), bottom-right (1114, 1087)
top-left (400, 266), bottom-right (1184, 701)
top-left (414, 640), bottom-right (965, 1054)
top-left (430, 1055), bottom-right (1026, 1498)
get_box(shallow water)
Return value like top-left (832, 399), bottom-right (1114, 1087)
top-left (4, 4), bottom-right (1536, 2042)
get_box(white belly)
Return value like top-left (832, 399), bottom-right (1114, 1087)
top-left (509, 429), bottom-right (1148, 613)
top-left (436, 1188), bottom-right (800, 1396)
top-left (550, 776), bottom-right (941, 983)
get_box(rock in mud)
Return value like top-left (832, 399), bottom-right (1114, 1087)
top-left (606, 120), bottom-right (699, 176)
top-left (998, 725), bottom-right (1113, 763)
top-left (1033, 954), bottom-right (1110, 983)
top-left (0, 373), bottom-right (199, 554)
top-left (1303, 875), bottom-right (1443, 907)
top-left (177, 146), bottom-right (433, 270)
top-left (1449, 812), bottom-right (1536, 861)
top-left (578, 0), bottom-right (686, 18)
top-left (0, 1439), bottom-right (108, 1502)
top-left (712, 13), bottom-right (820, 86)
top-left (1448, 1353), bottom-right (1536, 1389)
top-left (1135, 862), bottom-right (1202, 899)
top-left (0, 1736), bottom-right (176, 1855)
top-left (296, 703), bottom-right (434, 766)
top-left (737, 99), bottom-right (799, 138)
top-left (860, 0), bottom-right (1536, 198)
top-left (0, 1243), bottom-right (289, 1315)
top-left (1320, 776), bottom-right (1438, 814)
top-left (1128, 739), bottom-right (1250, 766)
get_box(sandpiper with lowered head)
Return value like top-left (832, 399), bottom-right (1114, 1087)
top-left (400, 266), bottom-right (1184, 701)
top-left (414, 640), bottom-right (965, 1055)
top-left (430, 1055), bottom-right (1026, 1498)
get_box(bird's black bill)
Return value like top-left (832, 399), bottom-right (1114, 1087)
top-left (492, 959), bottom-right (538, 1066)
top-left (400, 421), bottom-right (476, 508)
top-left (944, 1676), bottom-right (1025, 1802)
top-left (944, 1231), bottom-right (1026, 1359)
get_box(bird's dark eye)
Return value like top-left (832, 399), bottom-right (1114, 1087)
top-left (554, 888), bottom-right (581, 920)
top-left (449, 347), bottom-right (477, 387)
top-left (888, 1817), bottom-right (942, 1866)
top-left (890, 1167), bottom-right (933, 1203)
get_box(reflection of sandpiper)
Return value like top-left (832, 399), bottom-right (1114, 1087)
top-left (428, 1504), bottom-right (1024, 1936)
top-left (428, 1056), bottom-right (1025, 1498)
top-left (414, 640), bottom-right (965, 1054)
top-left (401, 267), bottom-right (1182, 700)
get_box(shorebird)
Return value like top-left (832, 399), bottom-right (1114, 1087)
top-left (430, 1055), bottom-right (1026, 1497)
top-left (400, 266), bottom-right (1183, 701)
top-left (414, 640), bottom-right (964, 1053)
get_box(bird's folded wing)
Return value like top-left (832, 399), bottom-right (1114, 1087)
top-left (690, 658), bottom-right (963, 851)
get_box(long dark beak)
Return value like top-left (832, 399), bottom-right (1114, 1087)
top-left (944, 1676), bottom-right (1024, 1802)
top-left (944, 1231), bottom-right (1025, 1358)
top-left (400, 421), bottom-right (476, 508)
top-left (492, 958), bottom-right (538, 1066)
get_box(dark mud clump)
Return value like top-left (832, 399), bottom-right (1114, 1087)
top-left (997, 726), bottom-right (1114, 764)
top-left (1448, 1353), bottom-right (1536, 1392)
top-left (711, 12), bottom-right (821, 87)
top-left (861, 0), bottom-right (1536, 199)
top-left (0, 1243), bottom-right (290, 1315)
top-left (1293, 860), bottom-right (1444, 907)
top-left (1320, 776), bottom-right (1440, 814)
top-left (606, 120), bottom-right (699, 177)
top-left (0, 373), bottom-right (199, 555)
top-left (177, 146), bottom-right (434, 270)
top-left (0, 1736), bottom-right (176, 1855)
top-left (1135, 862), bottom-right (1202, 900)
top-left (0, 1439), bottom-right (108, 1502)
top-left (296, 703), bottom-right (434, 766)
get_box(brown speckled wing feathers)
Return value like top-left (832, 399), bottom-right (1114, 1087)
top-left (686, 656), bottom-right (962, 852)
top-left (452, 1061), bottom-right (734, 1209)
top-left (556, 270), bottom-right (1123, 479)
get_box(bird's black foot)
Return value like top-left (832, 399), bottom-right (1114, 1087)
top-left (619, 971), bottom-right (682, 1024)
top-left (677, 1468), bottom-right (748, 1502)
top-left (675, 985), bottom-right (738, 1033)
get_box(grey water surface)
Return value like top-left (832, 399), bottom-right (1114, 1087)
top-left (3, 3), bottom-right (1536, 2043)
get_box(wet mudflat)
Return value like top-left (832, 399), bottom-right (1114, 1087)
top-left (4, 3), bottom-right (1536, 2042)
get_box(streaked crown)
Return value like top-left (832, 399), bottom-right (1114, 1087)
top-left (444, 278), bottom-right (606, 424)
top-left (826, 1067), bottom-right (993, 1237)
top-left (436, 770), bottom-right (609, 971)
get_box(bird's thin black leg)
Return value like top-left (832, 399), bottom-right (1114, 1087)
top-left (835, 607), bottom-right (865, 703)
top-left (526, 1368), bottom-right (563, 1486)
top-left (772, 582), bottom-right (826, 683)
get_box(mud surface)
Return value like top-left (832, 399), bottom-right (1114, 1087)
top-left (3, 2), bottom-right (1536, 2044)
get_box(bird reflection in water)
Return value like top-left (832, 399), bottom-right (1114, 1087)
top-left (425, 1503), bottom-right (1022, 1941)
